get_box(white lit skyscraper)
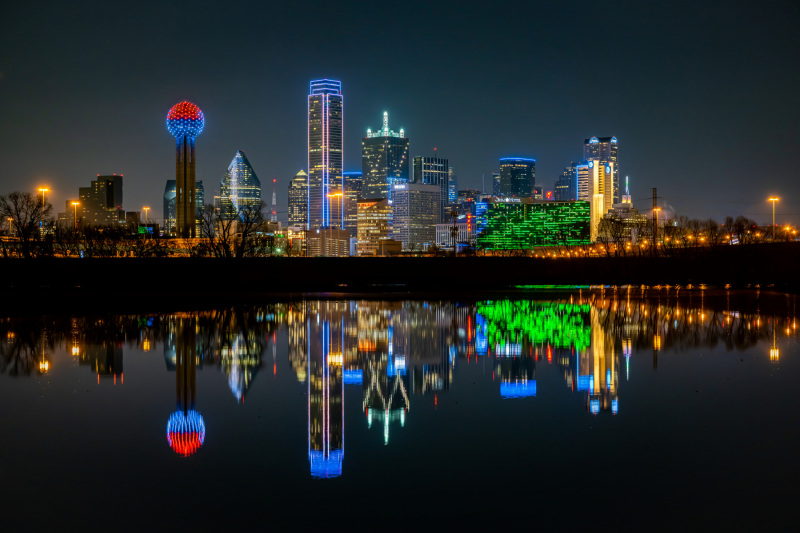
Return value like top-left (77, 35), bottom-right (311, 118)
top-left (308, 79), bottom-right (343, 229)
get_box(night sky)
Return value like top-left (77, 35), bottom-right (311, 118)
top-left (1, 0), bottom-right (798, 224)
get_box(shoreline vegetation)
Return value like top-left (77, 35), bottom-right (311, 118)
top-left (0, 243), bottom-right (797, 308)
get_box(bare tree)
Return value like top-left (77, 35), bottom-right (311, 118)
top-left (0, 191), bottom-right (54, 258)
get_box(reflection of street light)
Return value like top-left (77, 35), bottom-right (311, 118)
top-left (769, 325), bottom-right (779, 362)
top-left (768, 197), bottom-right (779, 241)
top-left (38, 334), bottom-right (49, 374)
top-left (142, 206), bottom-right (150, 224)
top-left (71, 201), bottom-right (80, 230)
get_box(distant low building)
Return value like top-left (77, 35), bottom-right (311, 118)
top-left (435, 220), bottom-right (477, 249)
top-left (305, 228), bottom-right (351, 257)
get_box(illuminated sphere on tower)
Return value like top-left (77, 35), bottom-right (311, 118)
top-left (166, 101), bottom-right (205, 139)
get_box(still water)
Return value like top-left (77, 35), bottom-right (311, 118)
top-left (1, 291), bottom-right (798, 530)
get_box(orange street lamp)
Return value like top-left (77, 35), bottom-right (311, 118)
top-left (38, 187), bottom-right (49, 208)
top-left (142, 206), bottom-right (150, 224)
top-left (768, 197), bottom-right (779, 241)
top-left (71, 201), bottom-right (80, 230)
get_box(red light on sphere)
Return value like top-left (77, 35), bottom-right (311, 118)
top-left (168, 432), bottom-right (204, 457)
top-left (166, 101), bottom-right (205, 139)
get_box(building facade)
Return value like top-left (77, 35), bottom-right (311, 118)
top-left (342, 171), bottom-right (363, 237)
top-left (477, 198), bottom-right (591, 249)
top-left (499, 157), bottom-right (536, 197)
top-left (164, 179), bottom-right (204, 236)
top-left (219, 150), bottom-right (261, 219)
top-left (361, 111), bottom-right (409, 199)
top-left (356, 198), bottom-right (392, 256)
top-left (391, 183), bottom-right (440, 250)
top-left (74, 174), bottom-right (124, 226)
top-left (555, 163), bottom-right (578, 201)
top-left (304, 228), bottom-right (351, 257)
top-left (308, 79), bottom-right (343, 229)
top-left (583, 136), bottom-right (619, 204)
top-left (492, 172), bottom-right (501, 196)
top-left (288, 170), bottom-right (309, 228)
top-left (435, 220), bottom-right (477, 249)
top-left (412, 156), bottom-right (449, 222)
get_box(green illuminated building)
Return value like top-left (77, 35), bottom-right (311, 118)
top-left (477, 198), bottom-right (590, 249)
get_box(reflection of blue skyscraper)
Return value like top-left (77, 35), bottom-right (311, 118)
top-left (308, 315), bottom-right (344, 478)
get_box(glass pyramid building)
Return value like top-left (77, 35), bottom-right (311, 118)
top-left (219, 150), bottom-right (262, 219)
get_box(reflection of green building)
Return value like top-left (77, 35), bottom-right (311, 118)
top-left (476, 301), bottom-right (591, 351)
top-left (477, 198), bottom-right (590, 249)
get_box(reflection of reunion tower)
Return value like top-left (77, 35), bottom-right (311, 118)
top-left (167, 315), bottom-right (205, 457)
top-left (166, 101), bottom-right (205, 237)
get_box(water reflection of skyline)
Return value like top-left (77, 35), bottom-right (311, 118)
top-left (0, 292), bottom-right (797, 473)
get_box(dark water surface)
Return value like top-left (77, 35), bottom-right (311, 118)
top-left (1, 290), bottom-right (798, 530)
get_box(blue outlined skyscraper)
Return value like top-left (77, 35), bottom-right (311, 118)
top-left (308, 80), bottom-right (343, 229)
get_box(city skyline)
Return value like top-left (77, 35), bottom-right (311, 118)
top-left (1, 1), bottom-right (796, 225)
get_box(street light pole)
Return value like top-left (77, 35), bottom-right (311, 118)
top-left (768, 197), bottom-right (779, 241)
top-left (71, 201), bottom-right (80, 230)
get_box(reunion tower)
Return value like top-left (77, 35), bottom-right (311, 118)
top-left (166, 101), bottom-right (205, 237)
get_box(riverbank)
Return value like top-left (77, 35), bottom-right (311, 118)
top-left (0, 242), bottom-right (797, 308)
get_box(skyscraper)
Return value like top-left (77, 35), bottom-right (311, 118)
top-left (576, 162), bottom-right (590, 202)
top-left (555, 163), bottom-right (578, 202)
top-left (491, 172), bottom-right (501, 196)
top-left (308, 79), bottom-right (343, 229)
top-left (499, 157), bottom-right (535, 197)
top-left (288, 170), bottom-right (309, 228)
top-left (219, 150), bottom-right (262, 219)
top-left (342, 171), bottom-right (363, 236)
top-left (362, 111), bottom-right (409, 199)
top-left (412, 155), bottom-right (449, 222)
top-left (391, 183), bottom-right (441, 250)
top-left (583, 136), bottom-right (619, 203)
top-left (583, 160), bottom-right (615, 241)
top-left (447, 167), bottom-right (458, 203)
top-left (166, 101), bottom-right (204, 237)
